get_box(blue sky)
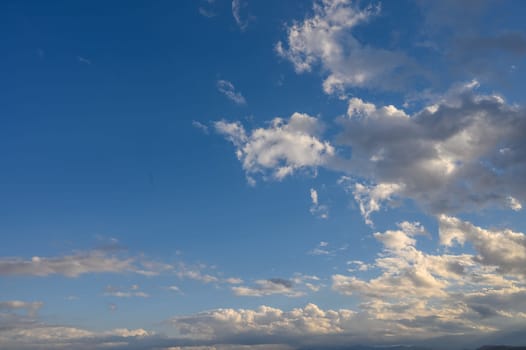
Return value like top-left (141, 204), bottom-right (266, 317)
top-left (1, 1), bottom-right (526, 349)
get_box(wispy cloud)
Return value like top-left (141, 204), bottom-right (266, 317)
top-left (216, 80), bottom-right (246, 105)
top-left (77, 56), bottom-right (92, 65)
top-left (232, 0), bottom-right (249, 31)
top-left (192, 120), bottom-right (209, 134)
top-left (199, 0), bottom-right (217, 18)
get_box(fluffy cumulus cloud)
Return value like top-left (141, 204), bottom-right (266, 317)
top-left (215, 113), bottom-right (335, 182)
top-left (276, 0), bottom-right (414, 94)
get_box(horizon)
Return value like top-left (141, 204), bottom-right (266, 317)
top-left (1, 1), bottom-right (526, 349)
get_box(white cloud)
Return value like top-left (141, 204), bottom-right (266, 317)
top-left (276, 0), bottom-right (413, 94)
top-left (0, 301), bottom-right (43, 318)
top-left (217, 80), bottom-right (246, 105)
top-left (309, 188), bottom-right (329, 219)
top-left (215, 113), bottom-right (334, 181)
top-left (330, 219), bottom-right (526, 337)
top-left (169, 303), bottom-right (355, 340)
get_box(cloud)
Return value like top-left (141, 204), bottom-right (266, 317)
top-left (192, 121), bottom-right (209, 134)
top-left (104, 285), bottom-right (149, 298)
top-left (0, 301), bottom-right (43, 318)
top-left (276, 0), bottom-right (415, 94)
top-left (0, 251), bottom-right (138, 277)
top-left (438, 215), bottom-right (526, 277)
top-left (0, 247), bottom-right (235, 285)
top-left (330, 219), bottom-right (526, 338)
top-left (217, 79), bottom-right (526, 222)
top-left (457, 32), bottom-right (526, 55)
top-left (215, 113), bottom-right (334, 182)
top-left (199, 0), bottom-right (217, 18)
top-left (0, 324), bottom-right (154, 350)
top-left (232, 0), bottom-right (249, 31)
top-left (77, 56), bottom-right (92, 65)
top-left (309, 188), bottom-right (329, 219)
top-left (216, 80), bottom-right (246, 105)
top-left (174, 262), bottom-right (219, 284)
top-left (169, 303), bottom-right (356, 342)
top-left (232, 274), bottom-right (322, 297)
top-left (343, 179), bottom-right (403, 227)
top-left (336, 81), bottom-right (526, 220)
top-left (308, 241), bottom-right (347, 257)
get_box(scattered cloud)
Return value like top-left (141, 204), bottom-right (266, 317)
top-left (309, 188), bottom-right (329, 219)
top-left (216, 80), bottom-right (246, 105)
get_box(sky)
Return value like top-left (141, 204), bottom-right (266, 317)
top-left (1, 0), bottom-right (526, 349)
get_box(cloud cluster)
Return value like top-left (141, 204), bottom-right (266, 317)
top-left (215, 113), bottom-right (334, 182)
top-left (218, 80), bottom-right (526, 223)
top-left (336, 81), bottom-right (526, 219)
top-left (331, 219), bottom-right (526, 336)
